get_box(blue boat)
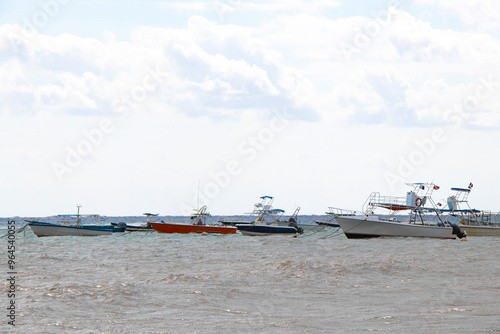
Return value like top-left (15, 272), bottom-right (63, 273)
top-left (27, 221), bottom-right (125, 237)
top-left (236, 222), bottom-right (303, 236)
top-left (220, 196), bottom-right (312, 232)
top-left (220, 196), bottom-right (285, 226)
top-left (27, 205), bottom-right (126, 237)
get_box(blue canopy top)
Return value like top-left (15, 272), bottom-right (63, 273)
top-left (271, 209), bottom-right (285, 213)
top-left (439, 208), bottom-right (480, 213)
top-left (451, 187), bottom-right (471, 192)
top-left (260, 195), bottom-right (273, 199)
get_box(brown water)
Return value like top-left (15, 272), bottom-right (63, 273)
top-left (3, 217), bottom-right (499, 333)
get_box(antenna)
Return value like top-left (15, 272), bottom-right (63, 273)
top-left (76, 204), bottom-right (82, 225)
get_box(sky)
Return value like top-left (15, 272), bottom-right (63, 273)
top-left (1, 0), bottom-right (500, 217)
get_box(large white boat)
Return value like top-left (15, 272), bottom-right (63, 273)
top-left (440, 184), bottom-right (500, 237)
top-left (335, 183), bottom-right (466, 240)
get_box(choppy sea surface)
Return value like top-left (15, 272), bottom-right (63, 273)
top-left (1, 216), bottom-right (499, 333)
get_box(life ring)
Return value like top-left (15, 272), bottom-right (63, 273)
top-left (415, 197), bottom-right (422, 207)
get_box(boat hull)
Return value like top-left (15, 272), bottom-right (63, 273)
top-left (222, 220), bottom-right (315, 231)
top-left (336, 216), bottom-right (456, 239)
top-left (236, 224), bottom-right (301, 236)
top-left (150, 222), bottom-right (237, 234)
top-left (111, 223), bottom-right (153, 232)
top-left (28, 221), bottom-right (125, 237)
top-left (315, 221), bottom-right (340, 228)
top-left (124, 226), bottom-right (153, 232)
top-left (459, 225), bottom-right (500, 237)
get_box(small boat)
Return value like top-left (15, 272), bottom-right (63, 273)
top-left (315, 221), bottom-right (340, 228)
top-left (220, 196), bottom-right (286, 226)
top-left (149, 206), bottom-right (237, 234)
top-left (230, 200), bottom-right (304, 236)
top-left (439, 184), bottom-right (500, 237)
top-left (314, 207), bottom-right (355, 228)
top-left (335, 183), bottom-right (466, 240)
top-left (111, 213), bottom-right (157, 232)
top-left (236, 221), bottom-right (303, 236)
top-left (220, 196), bottom-right (312, 231)
top-left (27, 205), bottom-right (125, 237)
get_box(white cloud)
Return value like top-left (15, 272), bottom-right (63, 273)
top-left (414, 0), bottom-right (500, 33)
top-left (256, 8), bottom-right (500, 128)
top-left (0, 17), bottom-right (316, 121)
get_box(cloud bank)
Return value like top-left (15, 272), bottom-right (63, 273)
top-left (1, 6), bottom-right (500, 128)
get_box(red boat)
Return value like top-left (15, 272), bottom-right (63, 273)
top-left (150, 221), bottom-right (237, 234)
top-left (149, 206), bottom-right (237, 234)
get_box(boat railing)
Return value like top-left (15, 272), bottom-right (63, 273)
top-left (363, 192), bottom-right (409, 213)
top-left (456, 210), bottom-right (500, 226)
top-left (488, 212), bottom-right (500, 225)
top-left (290, 207), bottom-right (301, 222)
top-left (370, 195), bottom-right (407, 207)
top-left (363, 192), bottom-right (378, 213)
top-left (327, 207), bottom-right (360, 217)
top-left (479, 211), bottom-right (492, 225)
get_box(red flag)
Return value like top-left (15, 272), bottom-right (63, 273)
top-left (433, 185), bottom-right (440, 190)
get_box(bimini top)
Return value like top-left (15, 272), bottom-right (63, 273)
top-left (270, 208), bottom-right (285, 213)
top-left (451, 187), bottom-right (471, 192)
top-left (439, 208), bottom-right (480, 213)
top-left (260, 195), bottom-right (273, 199)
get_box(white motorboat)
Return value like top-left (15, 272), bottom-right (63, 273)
top-left (336, 215), bottom-right (457, 239)
top-left (335, 183), bottom-right (466, 240)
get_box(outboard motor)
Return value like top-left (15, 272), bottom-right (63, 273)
top-left (288, 217), bottom-right (303, 234)
top-left (449, 223), bottom-right (467, 240)
top-left (116, 222), bottom-right (127, 232)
